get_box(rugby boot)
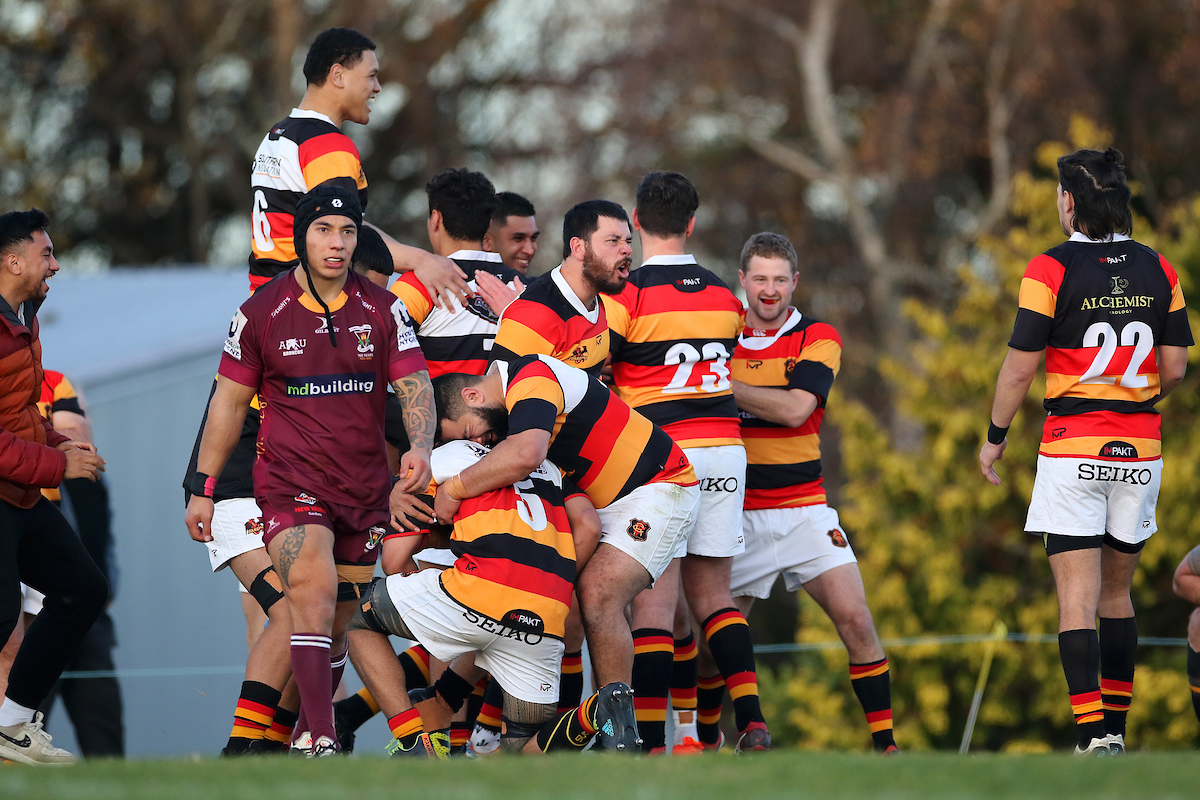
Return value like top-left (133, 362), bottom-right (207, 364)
top-left (594, 682), bottom-right (642, 752)
top-left (701, 730), bottom-right (726, 752)
top-left (1104, 733), bottom-right (1126, 755)
top-left (1074, 737), bottom-right (1111, 757)
top-left (246, 738), bottom-right (288, 755)
top-left (0, 713), bottom-right (75, 765)
top-left (290, 731), bottom-right (312, 755)
top-left (467, 723), bottom-right (501, 756)
top-left (307, 735), bottom-right (339, 758)
top-left (332, 704), bottom-right (357, 754)
top-left (672, 736), bottom-right (706, 755)
top-left (734, 721), bottom-right (771, 753)
top-left (388, 730), bottom-right (450, 759)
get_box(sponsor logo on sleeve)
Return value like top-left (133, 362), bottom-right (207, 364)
top-left (391, 298), bottom-right (419, 351)
top-left (224, 310), bottom-right (249, 359)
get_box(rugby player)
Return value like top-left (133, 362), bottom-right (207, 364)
top-left (249, 27), bottom-right (468, 305)
top-left (483, 192), bottom-right (540, 275)
top-left (490, 200), bottom-right (627, 377)
top-left (1172, 546), bottom-right (1200, 727)
top-left (602, 171), bottom-right (769, 753)
top-left (727, 232), bottom-right (897, 753)
top-left (348, 439), bottom-right (635, 755)
top-left (0, 208), bottom-right (108, 765)
top-left (980, 148), bottom-right (1192, 755)
top-left (186, 184), bottom-right (435, 757)
top-left (432, 353), bottom-right (701, 752)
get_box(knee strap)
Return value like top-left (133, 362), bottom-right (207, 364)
top-left (249, 566), bottom-right (285, 614)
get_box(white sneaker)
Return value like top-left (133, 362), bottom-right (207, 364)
top-left (0, 712), bottom-right (76, 765)
top-left (1074, 737), bottom-right (1110, 757)
top-left (672, 710), bottom-right (699, 747)
top-left (467, 725), bottom-right (500, 757)
top-left (290, 731), bottom-right (312, 754)
top-left (307, 735), bottom-right (338, 758)
top-left (1105, 733), bottom-right (1126, 755)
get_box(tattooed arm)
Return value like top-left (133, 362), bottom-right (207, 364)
top-left (391, 369), bottom-right (434, 493)
top-left (1174, 545), bottom-right (1200, 605)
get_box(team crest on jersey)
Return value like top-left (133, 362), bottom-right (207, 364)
top-left (785, 357), bottom-right (798, 375)
top-left (245, 517), bottom-right (264, 537)
top-left (278, 337), bottom-right (306, 356)
top-left (365, 525), bottom-right (386, 551)
top-left (1110, 275), bottom-right (1129, 294)
top-left (627, 518), bottom-right (651, 542)
top-left (827, 528), bottom-right (848, 548)
top-left (349, 324), bottom-right (374, 358)
top-left (568, 344), bottom-right (589, 364)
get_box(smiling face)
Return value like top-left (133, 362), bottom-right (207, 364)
top-left (740, 254), bottom-right (797, 329)
top-left (487, 215), bottom-right (540, 275)
top-left (305, 215), bottom-right (358, 280)
top-left (337, 50), bottom-right (381, 126)
top-left (578, 216), bottom-right (633, 294)
top-left (9, 229), bottom-right (59, 304)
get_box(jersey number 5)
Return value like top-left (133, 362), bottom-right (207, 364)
top-left (1080, 321), bottom-right (1154, 388)
top-left (663, 342), bottom-right (731, 394)
top-left (513, 479), bottom-right (549, 531)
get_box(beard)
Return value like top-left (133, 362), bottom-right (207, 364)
top-left (480, 403), bottom-right (509, 443)
top-left (582, 246), bottom-right (629, 295)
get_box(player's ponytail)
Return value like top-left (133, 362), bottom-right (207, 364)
top-left (1057, 148), bottom-right (1133, 239)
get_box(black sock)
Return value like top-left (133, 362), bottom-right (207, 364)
top-left (702, 609), bottom-right (765, 731)
top-left (1098, 616), bottom-right (1136, 737)
top-left (849, 658), bottom-right (896, 751)
top-left (1059, 628), bottom-right (1105, 747)
top-left (432, 667), bottom-right (474, 713)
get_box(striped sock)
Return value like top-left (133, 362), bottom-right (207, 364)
top-left (476, 679), bottom-right (503, 734)
top-left (703, 608), bottom-right (765, 732)
top-left (631, 628), bottom-right (673, 752)
top-left (398, 644), bottom-right (432, 690)
top-left (558, 651), bottom-right (585, 714)
top-left (697, 674), bottom-right (726, 745)
top-left (671, 633), bottom-right (699, 736)
top-left (291, 632), bottom-right (335, 743)
top-left (1188, 646), bottom-right (1200, 726)
top-left (1099, 616), bottom-right (1136, 737)
top-left (535, 692), bottom-right (599, 752)
top-left (225, 681), bottom-right (280, 752)
top-left (465, 678), bottom-right (488, 729)
top-left (449, 721), bottom-right (471, 752)
top-left (265, 706), bottom-right (297, 745)
top-left (849, 658), bottom-right (896, 751)
top-left (1059, 628), bottom-right (1105, 747)
top-left (334, 687), bottom-right (381, 735)
top-left (388, 707), bottom-right (423, 748)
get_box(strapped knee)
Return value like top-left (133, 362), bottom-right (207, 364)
top-left (249, 566), bottom-right (285, 614)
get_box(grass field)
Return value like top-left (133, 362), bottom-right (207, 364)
top-left (2, 751), bottom-right (1198, 800)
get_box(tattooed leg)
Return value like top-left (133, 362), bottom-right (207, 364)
top-left (501, 692), bottom-right (556, 754)
top-left (266, 523), bottom-right (337, 635)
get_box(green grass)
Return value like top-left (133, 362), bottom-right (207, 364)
top-left (3, 751), bottom-right (1200, 800)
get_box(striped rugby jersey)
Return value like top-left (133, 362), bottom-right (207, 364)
top-left (37, 370), bottom-right (83, 503)
top-left (498, 354), bottom-right (696, 509)
top-left (732, 308), bottom-right (841, 509)
top-left (390, 250), bottom-right (521, 377)
top-left (1009, 233), bottom-right (1193, 460)
top-left (602, 255), bottom-right (744, 448)
top-left (428, 440), bottom-right (576, 639)
top-left (249, 108), bottom-right (368, 291)
top-left (491, 265), bottom-right (609, 377)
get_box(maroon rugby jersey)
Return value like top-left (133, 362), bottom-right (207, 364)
top-left (218, 270), bottom-right (426, 510)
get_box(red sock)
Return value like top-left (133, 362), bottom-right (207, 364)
top-left (291, 633), bottom-right (335, 743)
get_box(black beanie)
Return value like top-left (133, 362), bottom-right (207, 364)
top-left (293, 182), bottom-right (363, 268)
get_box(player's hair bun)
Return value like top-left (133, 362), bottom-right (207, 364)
top-left (1103, 148), bottom-right (1125, 168)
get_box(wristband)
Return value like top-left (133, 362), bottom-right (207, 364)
top-left (986, 422), bottom-right (1009, 445)
top-left (442, 475), bottom-right (467, 501)
top-left (190, 472), bottom-right (217, 499)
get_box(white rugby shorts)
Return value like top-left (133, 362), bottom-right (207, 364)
top-left (731, 504), bottom-right (858, 599)
top-left (1025, 455), bottom-right (1161, 545)
top-left (382, 568), bottom-right (563, 705)
top-left (681, 444), bottom-right (747, 557)
top-left (596, 481), bottom-right (700, 582)
top-left (205, 497), bottom-right (266, 572)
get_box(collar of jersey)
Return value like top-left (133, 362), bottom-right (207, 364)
top-left (640, 254), bottom-right (698, 267)
top-left (292, 271), bottom-right (348, 312)
top-left (1068, 232), bottom-right (1132, 244)
top-left (289, 107), bottom-right (337, 126)
top-left (551, 265), bottom-right (599, 323)
top-left (449, 249), bottom-right (503, 263)
top-left (489, 359), bottom-right (510, 398)
top-left (737, 307), bottom-right (803, 350)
